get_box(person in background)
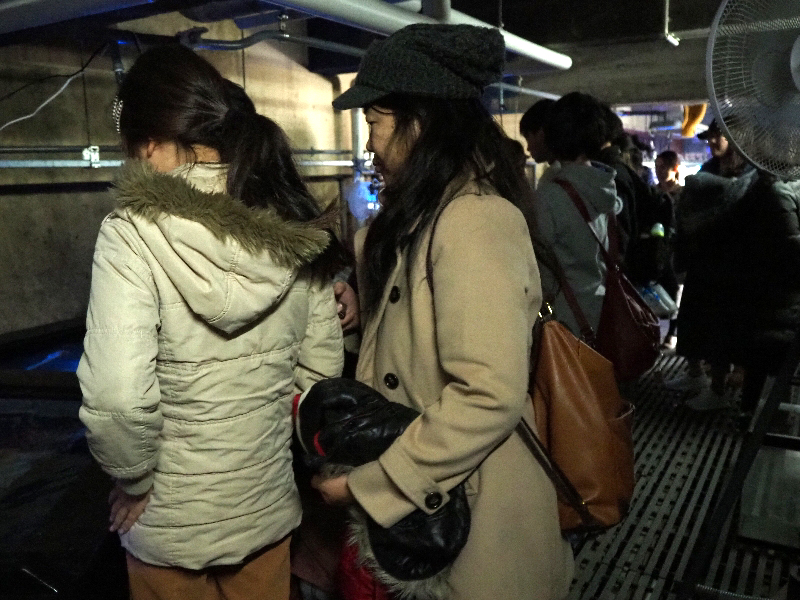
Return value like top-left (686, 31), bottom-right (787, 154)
top-left (631, 134), bottom-right (656, 186)
top-left (591, 108), bottom-right (649, 265)
top-left (655, 150), bottom-right (681, 197)
top-left (534, 91), bottom-right (623, 338)
top-left (314, 23), bottom-right (573, 600)
top-left (77, 44), bottom-right (346, 600)
top-left (519, 98), bottom-right (556, 165)
top-left (655, 150), bottom-right (683, 350)
top-left (504, 136), bottom-right (530, 179)
top-left (668, 118), bottom-right (800, 415)
top-left (519, 98), bottom-right (559, 186)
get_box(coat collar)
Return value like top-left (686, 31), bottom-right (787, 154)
top-left (112, 160), bottom-right (333, 270)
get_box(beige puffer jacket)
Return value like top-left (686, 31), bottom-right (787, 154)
top-left (78, 161), bottom-right (343, 569)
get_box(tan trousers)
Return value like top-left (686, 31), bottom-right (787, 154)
top-left (126, 535), bottom-right (291, 600)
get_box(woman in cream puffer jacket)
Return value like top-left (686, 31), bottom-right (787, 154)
top-left (78, 161), bottom-right (343, 569)
top-left (77, 45), bottom-right (345, 596)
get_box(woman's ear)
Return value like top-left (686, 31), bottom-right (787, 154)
top-left (131, 140), bottom-right (157, 161)
top-left (144, 139), bottom-right (159, 159)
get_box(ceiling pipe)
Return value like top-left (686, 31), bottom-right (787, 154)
top-left (664, 0), bottom-right (680, 46)
top-left (421, 0), bottom-right (450, 22)
top-left (489, 82), bottom-right (560, 101)
top-left (186, 27), bottom-right (365, 55)
top-left (267, 0), bottom-right (572, 70)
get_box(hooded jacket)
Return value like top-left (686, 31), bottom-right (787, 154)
top-left (78, 161), bottom-right (344, 569)
top-left (534, 161), bottom-right (623, 337)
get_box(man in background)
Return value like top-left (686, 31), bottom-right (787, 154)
top-left (519, 98), bottom-right (556, 166)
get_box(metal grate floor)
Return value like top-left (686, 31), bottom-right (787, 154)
top-left (567, 354), bottom-right (799, 600)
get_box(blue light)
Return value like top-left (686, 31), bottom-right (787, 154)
top-left (25, 351), bottom-right (64, 371)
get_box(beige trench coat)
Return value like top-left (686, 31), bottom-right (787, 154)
top-left (348, 179), bottom-right (574, 600)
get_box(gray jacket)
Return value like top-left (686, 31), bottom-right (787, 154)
top-left (78, 161), bottom-right (343, 569)
top-left (534, 161), bottom-right (623, 336)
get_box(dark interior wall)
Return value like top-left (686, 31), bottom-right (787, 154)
top-left (0, 186), bottom-right (116, 337)
top-left (0, 42), bottom-right (120, 337)
top-left (0, 13), bottom-right (352, 339)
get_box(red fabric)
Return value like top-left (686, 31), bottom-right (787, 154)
top-left (338, 538), bottom-right (393, 600)
top-left (292, 394), bottom-right (301, 421)
top-left (313, 431), bottom-right (326, 457)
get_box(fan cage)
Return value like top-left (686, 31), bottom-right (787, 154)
top-left (706, 0), bottom-right (800, 179)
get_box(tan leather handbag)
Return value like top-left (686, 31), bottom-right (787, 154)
top-left (519, 313), bottom-right (635, 533)
top-left (425, 194), bottom-right (635, 533)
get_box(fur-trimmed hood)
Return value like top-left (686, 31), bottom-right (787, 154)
top-left (111, 160), bottom-right (333, 333)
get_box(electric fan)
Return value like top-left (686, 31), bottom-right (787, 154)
top-left (706, 0), bottom-right (800, 179)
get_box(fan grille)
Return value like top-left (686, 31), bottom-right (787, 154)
top-left (707, 0), bottom-right (800, 179)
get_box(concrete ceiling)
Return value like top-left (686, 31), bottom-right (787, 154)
top-left (0, 0), bottom-right (725, 107)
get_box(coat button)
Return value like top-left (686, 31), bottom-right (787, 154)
top-left (383, 373), bottom-right (399, 389)
top-left (425, 492), bottom-right (442, 510)
top-left (389, 286), bottom-right (401, 303)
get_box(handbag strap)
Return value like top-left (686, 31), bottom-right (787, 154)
top-left (516, 416), bottom-right (599, 528)
top-left (425, 196), bottom-right (459, 296)
top-left (552, 177), bottom-right (622, 271)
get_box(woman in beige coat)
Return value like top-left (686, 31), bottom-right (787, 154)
top-left (313, 24), bottom-right (574, 600)
top-left (77, 45), bottom-right (345, 600)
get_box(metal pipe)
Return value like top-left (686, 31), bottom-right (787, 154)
top-left (421, 0), bottom-right (450, 22)
top-left (191, 28), bottom-right (365, 57)
top-left (296, 160), bottom-right (355, 167)
top-left (664, 0), bottom-right (680, 46)
top-left (433, 8), bottom-right (573, 70)
top-left (294, 149), bottom-right (352, 155)
top-left (0, 159), bottom-right (354, 169)
top-left (267, 0), bottom-right (572, 70)
top-left (0, 146), bottom-right (121, 154)
top-left (488, 83), bottom-right (560, 101)
top-left (350, 107), bottom-right (365, 171)
top-left (0, 146), bottom-right (349, 156)
top-left (0, 160), bottom-right (123, 168)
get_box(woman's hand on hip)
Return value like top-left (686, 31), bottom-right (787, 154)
top-left (108, 484), bottom-right (152, 533)
top-left (311, 474), bottom-right (354, 505)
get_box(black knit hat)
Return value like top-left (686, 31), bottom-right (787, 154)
top-left (333, 23), bottom-right (505, 110)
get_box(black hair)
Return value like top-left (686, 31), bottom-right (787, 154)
top-left (502, 137), bottom-right (527, 174)
top-left (519, 98), bottom-right (555, 137)
top-left (602, 103), bottom-right (626, 147)
top-left (656, 150), bottom-right (680, 169)
top-left (543, 92), bottom-right (609, 162)
top-left (361, 94), bottom-right (536, 312)
top-left (117, 44), bottom-right (346, 280)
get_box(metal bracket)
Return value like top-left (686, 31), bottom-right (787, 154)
top-left (82, 146), bottom-right (101, 168)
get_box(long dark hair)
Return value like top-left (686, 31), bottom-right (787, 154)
top-left (361, 94), bottom-right (536, 312)
top-left (117, 44), bottom-right (346, 279)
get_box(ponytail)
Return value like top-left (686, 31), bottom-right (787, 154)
top-left (219, 109), bottom-right (349, 282)
top-left (118, 45), bottom-right (347, 281)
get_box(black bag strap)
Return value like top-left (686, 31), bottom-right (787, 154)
top-left (424, 198), bottom-right (598, 530)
